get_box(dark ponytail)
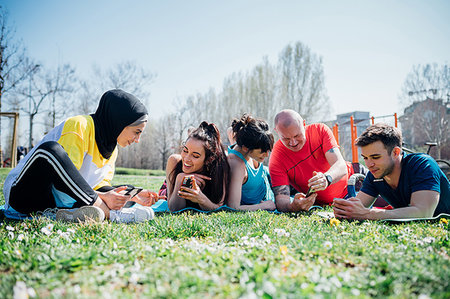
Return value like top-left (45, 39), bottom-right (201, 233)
top-left (231, 114), bottom-right (274, 152)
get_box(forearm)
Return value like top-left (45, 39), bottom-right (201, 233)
top-left (275, 195), bottom-right (292, 212)
top-left (235, 200), bottom-right (275, 211)
top-left (198, 196), bottom-right (222, 211)
top-left (168, 194), bottom-right (187, 212)
top-left (367, 205), bottom-right (434, 220)
top-left (326, 159), bottom-right (347, 184)
top-left (273, 185), bottom-right (292, 212)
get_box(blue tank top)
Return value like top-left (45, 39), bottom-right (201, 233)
top-left (228, 145), bottom-right (274, 205)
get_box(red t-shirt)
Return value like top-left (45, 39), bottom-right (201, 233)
top-left (269, 123), bottom-right (351, 205)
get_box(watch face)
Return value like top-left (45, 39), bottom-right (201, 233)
top-left (326, 175), bottom-right (332, 185)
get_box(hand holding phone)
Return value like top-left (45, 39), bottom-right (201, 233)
top-left (305, 187), bottom-right (316, 197)
top-left (125, 187), bottom-right (143, 199)
top-left (181, 175), bottom-right (195, 189)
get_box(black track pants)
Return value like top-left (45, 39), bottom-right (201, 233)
top-left (9, 141), bottom-right (98, 214)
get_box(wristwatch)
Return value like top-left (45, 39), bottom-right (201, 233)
top-left (325, 174), bottom-right (333, 187)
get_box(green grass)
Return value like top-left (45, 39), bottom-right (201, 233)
top-left (115, 167), bottom-right (165, 177)
top-left (0, 168), bottom-right (449, 298)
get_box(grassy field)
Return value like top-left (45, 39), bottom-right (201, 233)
top-left (0, 168), bottom-right (449, 298)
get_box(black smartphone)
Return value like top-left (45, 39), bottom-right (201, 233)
top-left (125, 187), bottom-right (143, 199)
top-left (305, 187), bottom-right (315, 197)
top-left (181, 175), bottom-right (195, 188)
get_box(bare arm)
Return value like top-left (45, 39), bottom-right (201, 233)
top-left (308, 147), bottom-right (348, 191)
top-left (333, 190), bottom-right (439, 220)
top-left (274, 185), bottom-right (317, 212)
top-left (226, 156), bottom-right (275, 211)
top-left (226, 156), bottom-right (246, 209)
top-left (273, 185), bottom-right (292, 212)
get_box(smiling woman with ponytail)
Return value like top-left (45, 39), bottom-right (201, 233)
top-left (165, 121), bottom-right (230, 211)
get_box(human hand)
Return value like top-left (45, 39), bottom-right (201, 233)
top-left (308, 171), bottom-right (328, 192)
top-left (97, 186), bottom-right (129, 210)
top-left (190, 173), bottom-right (211, 190)
top-left (178, 178), bottom-right (207, 204)
top-left (133, 189), bottom-right (166, 206)
top-left (332, 197), bottom-right (370, 220)
top-left (290, 192), bottom-right (317, 212)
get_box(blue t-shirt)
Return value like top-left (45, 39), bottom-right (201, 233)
top-left (361, 153), bottom-right (450, 216)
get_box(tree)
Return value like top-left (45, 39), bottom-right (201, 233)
top-left (400, 63), bottom-right (450, 107)
top-left (13, 63), bottom-right (76, 148)
top-left (399, 63), bottom-right (450, 159)
top-left (0, 7), bottom-right (34, 164)
top-left (277, 42), bottom-right (330, 122)
top-left (45, 63), bottom-right (76, 129)
top-left (76, 61), bottom-right (157, 115)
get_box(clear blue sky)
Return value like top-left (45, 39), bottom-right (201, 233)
top-left (4, 0), bottom-right (450, 122)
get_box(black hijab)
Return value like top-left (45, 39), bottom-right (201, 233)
top-left (91, 89), bottom-right (148, 159)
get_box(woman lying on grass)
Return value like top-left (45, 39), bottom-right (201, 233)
top-left (227, 114), bottom-right (276, 211)
top-left (166, 121), bottom-right (230, 212)
top-left (3, 89), bottom-right (160, 223)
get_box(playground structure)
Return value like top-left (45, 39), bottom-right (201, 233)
top-left (0, 112), bottom-right (19, 168)
top-left (330, 113), bottom-right (398, 163)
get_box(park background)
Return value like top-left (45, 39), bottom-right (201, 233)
top-left (0, 2), bottom-right (449, 298)
top-left (0, 0), bottom-right (449, 169)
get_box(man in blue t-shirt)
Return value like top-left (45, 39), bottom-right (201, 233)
top-left (333, 123), bottom-right (450, 220)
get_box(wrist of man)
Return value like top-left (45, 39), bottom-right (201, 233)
top-left (325, 173), bottom-right (333, 187)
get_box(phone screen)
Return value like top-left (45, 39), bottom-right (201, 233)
top-left (125, 187), bottom-right (143, 199)
top-left (305, 187), bottom-right (315, 197)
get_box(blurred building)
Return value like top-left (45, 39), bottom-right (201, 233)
top-left (325, 111), bottom-right (371, 162)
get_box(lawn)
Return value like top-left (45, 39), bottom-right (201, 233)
top-left (0, 168), bottom-right (449, 298)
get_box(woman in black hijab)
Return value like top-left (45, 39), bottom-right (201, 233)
top-left (3, 89), bottom-right (160, 223)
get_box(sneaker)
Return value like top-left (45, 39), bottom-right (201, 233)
top-left (110, 206), bottom-right (155, 223)
top-left (36, 208), bottom-right (59, 220)
top-left (56, 206), bottom-right (105, 222)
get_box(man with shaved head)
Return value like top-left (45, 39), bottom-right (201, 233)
top-left (269, 109), bottom-right (354, 212)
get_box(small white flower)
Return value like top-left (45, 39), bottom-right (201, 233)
top-left (262, 281), bottom-right (276, 295)
top-left (113, 242), bottom-right (118, 249)
top-left (6, 225), bottom-right (14, 231)
top-left (27, 287), bottom-right (36, 297)
top-left (324, 241), bottom-right (333, 250)
top-left (45, 224), bottom-right (54, 231)
top-left (165, 238), bottom-right (175, 246)
top-left (129, 273), bottom-right (139, 284)
top-left (418, 294), bottom-right (431, 299)
top-left (17, 234), bottom-right (25, 241)
top-left (67, 228), bottom-right (75, 234)
top-left (8, 231), bottom-right (14, 239)
top-left (423, 237), bottom-right (435, 244)
top-left (262, 234), bottom-right (271, 243)
top-left (13, 281), bottom-right (28, 299)
top-left (351, 289), bottom-right (361, 296)
top-left (41, 227), bottom-right (52, 236)
top-left (274, 228), bottom-right (290, 237)
top-left (73, 285), bottom-right (81, 294)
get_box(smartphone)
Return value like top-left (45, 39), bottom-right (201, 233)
top-left (125, 187), bottom-right (143, 199)
top-left (181, 175), bottom-right (195, 189)
top-left (305, 187), bottom-right (315, 197)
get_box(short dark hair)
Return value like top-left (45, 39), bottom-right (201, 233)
top-left (355, 123), bottom-right (402, 154)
